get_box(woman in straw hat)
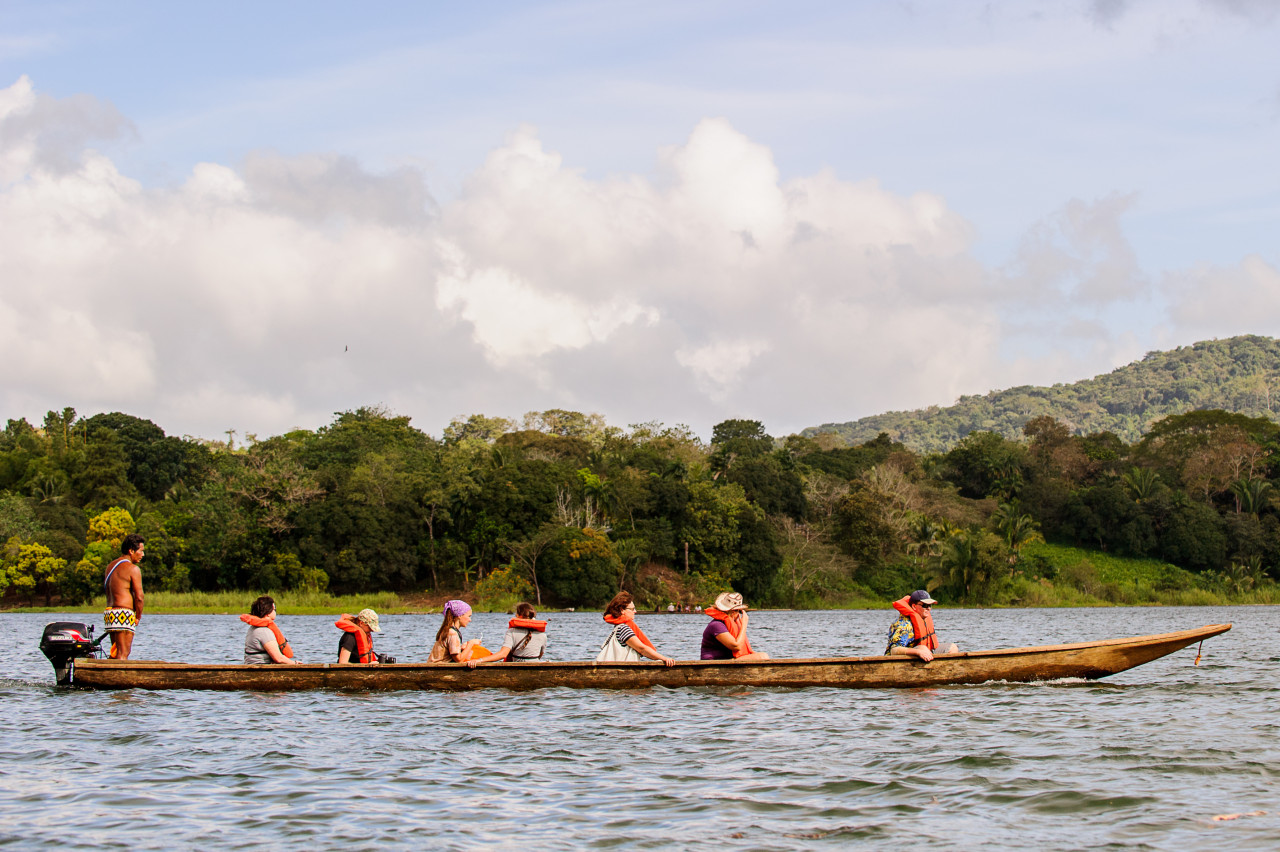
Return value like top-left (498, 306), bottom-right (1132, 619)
top-left (701, 592), bottom-right (770, 661)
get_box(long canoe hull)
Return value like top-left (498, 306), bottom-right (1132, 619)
top-left (59, 624), bottom-right (1230, 692)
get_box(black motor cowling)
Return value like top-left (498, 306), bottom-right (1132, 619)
top-left (40, 622), bottom-right (105, 685)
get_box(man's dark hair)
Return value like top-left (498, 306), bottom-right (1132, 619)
top-left (121, 533), bottom-right (145, 555)
top-left (250, 595), bottom-right (275, 618)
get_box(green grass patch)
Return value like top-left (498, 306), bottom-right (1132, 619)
top-left (1017, 541), bottom-right (1278, 606)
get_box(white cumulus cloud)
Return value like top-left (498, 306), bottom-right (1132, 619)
top-left (3, 76), bottom-right (1269, 441)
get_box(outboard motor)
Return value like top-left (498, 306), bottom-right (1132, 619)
top-left (40, 622), bottom-right (106, 685)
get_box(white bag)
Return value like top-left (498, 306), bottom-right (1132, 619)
top-left (595, 626), bottom-right (642, 662)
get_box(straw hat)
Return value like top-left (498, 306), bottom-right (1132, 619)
top-left (713, 592), bottom-right (748, 612)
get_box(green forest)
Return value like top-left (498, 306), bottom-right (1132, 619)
top-left (810, 335), bottom-right (1280, 452)
top-left (2, 397), bottom-right (1278, 611)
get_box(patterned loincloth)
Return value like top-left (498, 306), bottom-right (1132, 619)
top-left (103, 607), bottom-right (137, 633)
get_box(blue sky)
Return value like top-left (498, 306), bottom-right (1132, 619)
top-left (2, 1), bottom-right (1279, 441)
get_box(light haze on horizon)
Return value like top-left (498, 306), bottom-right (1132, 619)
top-left (2, 0), bottom-right (1278, 442)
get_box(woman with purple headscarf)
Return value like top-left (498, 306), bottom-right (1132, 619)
top-left (428, 600), bottom-right (479, 662)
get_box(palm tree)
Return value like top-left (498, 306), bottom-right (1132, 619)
top-left (991, 503), bottom-right (1043, 559)
top-left (939, 534), bottom-right (984, 600)
top-left (906, 514), bottom-right (945, 569)
top-left (1123, 467), bottom-right (1159, 502)
top-left (1228, 478), bottom-right (1273, 515)
top-left (1224, 558), bottom-right (1265, 595)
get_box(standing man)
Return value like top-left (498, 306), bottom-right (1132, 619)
top-left (103, 533), bottom-right (145, 660)
top-left (885, 589), bottom-right (959, 661)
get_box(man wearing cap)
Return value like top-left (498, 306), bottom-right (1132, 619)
top-left (885, 590), bottom-right (959, 661)
top-left (336, 608), bottom-right (383, 665)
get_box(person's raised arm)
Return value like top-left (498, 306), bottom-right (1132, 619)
top-left (625, 636), bottom-right (675, 667)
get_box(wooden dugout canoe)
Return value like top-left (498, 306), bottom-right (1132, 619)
top-left (59, 624), bottom-right (1230, 692)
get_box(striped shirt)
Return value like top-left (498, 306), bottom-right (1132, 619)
top-left (613, 624), bottom-right (636, 647)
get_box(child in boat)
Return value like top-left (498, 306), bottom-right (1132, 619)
top-left (429, 600), bottom-right (481, 663)
top-left (466, 602), bottom-right (547, 667)
top-left (242, 595), bottom-right (298, 665)
top-left (700, 592), bottom-right (770, 661)
top-left (598, 591), bottom-right (675, 666)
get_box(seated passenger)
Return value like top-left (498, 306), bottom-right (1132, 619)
top-left (466, 602), bottom-right (547, 667)
top-left (701, 592), bottom-right (770, 661)
top-left (429, 600), bottom-right (481, 663)
top-left (242, 595), bottom-right (298, 665)
top-left (597, 591), bottom-right (675, 666)
top-left (885, 590), bottom-right (960, 661)
top-left (336, 608), bottom-right (382, 665)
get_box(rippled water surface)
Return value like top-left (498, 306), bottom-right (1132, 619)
top-left (2, 606), bottom-right (1277, 850)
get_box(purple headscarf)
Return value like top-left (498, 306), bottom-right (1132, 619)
top-left (443, 600), bottom-right (472, 619)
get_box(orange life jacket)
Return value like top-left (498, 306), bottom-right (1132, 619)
top-left (891, 596), bottom-right (937, 650)
top-left (240, 613), bottom-right (294, 659)
top-left (705, 607), bottom-right (754, 657)
top-left (604, 612), bottom-right (656, 650)
top-left (505, 617), bottom-right (546, 661)
top-left (335, 615), bottom-right (375, 663)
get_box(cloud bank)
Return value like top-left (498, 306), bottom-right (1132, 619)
top-left (2, 75), bottom-right (1274, 440)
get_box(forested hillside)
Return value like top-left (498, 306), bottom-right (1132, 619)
top-left (808, 335), bottom-right (1280, 453)
top-left (2, 402), bottom-right (1276, 611)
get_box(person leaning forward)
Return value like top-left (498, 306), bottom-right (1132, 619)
top-left (599, 591), bottom-right (675, 666)
top-left (103, 533), bottom-right (145, 660)
top-left (885, 590), bottom-right (960, 662)
top-left (336, 609), bottom-right (382, 664)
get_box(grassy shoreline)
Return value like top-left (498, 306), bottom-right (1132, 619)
top-left (4, 541), bottom-right (1275, 614)
top-left (3, 588), bottom-right (1274, 615)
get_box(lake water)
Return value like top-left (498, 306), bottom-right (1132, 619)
top-left (1, 606), bottom-right (1276, 850)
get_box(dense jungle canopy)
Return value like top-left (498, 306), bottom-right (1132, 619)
top-left (3, 392), bottom-right (1278, 610)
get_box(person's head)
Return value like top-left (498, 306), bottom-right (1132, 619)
top-left (437, 600), bottom-right (472, 640)
top-left (121, 533), bottom-right (145, 559)
top-left (515, 602), bottom-right (537, 619)
top-left (604, 591), bottom-right (635, 619)
top-left (356, 608), bottom-right (382, 634)
top-left (908, 590), bottom-right (938, 612)
top-left (250, 595), bottom-right (276, 618)
top-left (713, 592), bottom-right (748, 616)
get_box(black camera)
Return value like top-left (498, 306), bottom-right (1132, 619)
top-left (377, 653), bottom-right (396, 664)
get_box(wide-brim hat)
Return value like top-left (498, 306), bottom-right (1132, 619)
top-left (713, 592), bottom-right (748, 612)
top-left (357, 608), bottom-right (383, 632)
